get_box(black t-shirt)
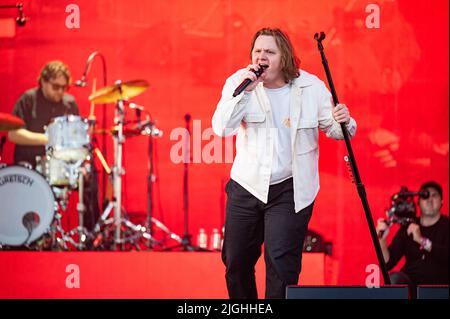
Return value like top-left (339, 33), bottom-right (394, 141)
top-left (12, 88), bottom-right (79, 167)
top-left (386, 215), bottom-right (449, 285)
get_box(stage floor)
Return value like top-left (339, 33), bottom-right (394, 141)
top-left (0, 251), bottom-right (335, 299)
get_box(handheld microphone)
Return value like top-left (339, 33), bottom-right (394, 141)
top-left (233, 65), bottom-right (268, 97)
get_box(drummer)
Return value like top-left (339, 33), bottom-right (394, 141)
top-left (8, 60), bottom-right (79, 168)
top-left (8, 60), bottom-right (101, 234)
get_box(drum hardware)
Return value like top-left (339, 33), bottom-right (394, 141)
top-left (64, 166), bottom-right (93, 250)
top-left (89, 80), bottom-right (147, 249)
top-left (45, 115), bottom-right (90, 162)
top-left (42, 113), bottom-right (100, 250)
top-left (2, 78), bottom-right (173, 251)
top-left (88, 79), bottom-right (172, 250)
top-left (36, 155), bottom-right (85, 189)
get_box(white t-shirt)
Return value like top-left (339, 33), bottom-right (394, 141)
top-left (264, 84), bottom-right (292, 185)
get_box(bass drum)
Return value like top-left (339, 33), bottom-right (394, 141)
top-left (0, 165), bottom-right (55, 246)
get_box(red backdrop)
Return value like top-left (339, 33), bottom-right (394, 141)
top-left (0, 0), bottom-right (448, 285)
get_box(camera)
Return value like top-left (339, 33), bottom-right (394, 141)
top-left (385, 186), bottom-right (427, 226)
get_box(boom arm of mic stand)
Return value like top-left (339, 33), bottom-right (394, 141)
top-left (314, 32), bottom-right (391, 285)
top-left (81, 51), bottom-right (109, 212)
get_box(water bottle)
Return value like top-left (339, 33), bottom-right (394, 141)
top-left (210, 228), bottom-right (221, 251)
top-left (197, 228), bottom-right (208, 249)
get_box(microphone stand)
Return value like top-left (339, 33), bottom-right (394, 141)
top-left (163, 114), bottom-right (209, 251)
top-left (314, 32), bottom-right (391, 284)
top-left (76, 51), bottom-right (108, 212)
top-left (146, 122), bottom-right (154, 247)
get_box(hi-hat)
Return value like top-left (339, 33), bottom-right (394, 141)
top-left (88, 80), bottom-right (149, 104)
top-left (0, 113), bottom-right (25, 131)
top-left (94, 119), bottom-right (153, 138)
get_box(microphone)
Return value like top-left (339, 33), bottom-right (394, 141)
top-left (73, 78), bottom-right (87, 87)
top-left (233, 64), bottom-right (268, 97)
top-left (74, 51), bottom-right (104, 87)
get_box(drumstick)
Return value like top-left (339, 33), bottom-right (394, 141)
top-left (87, 78), bottom-right (97, 135)
top-left (93, 147), bottom-right (111, 175)
top-left (89, 78), bottom-right (96, 120)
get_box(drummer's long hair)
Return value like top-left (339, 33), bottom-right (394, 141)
top-left (249, 28), bottom-right (300, 83)
top-left (38, 61), bottom-right (72, 86)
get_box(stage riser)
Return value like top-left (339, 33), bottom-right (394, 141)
top-left (0, 251), bottom-right (331, 299)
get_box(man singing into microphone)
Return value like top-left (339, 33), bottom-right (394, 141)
top-left (8, 60), bottom-right (79, 168)
top-left (377, 181), bottom-right (449, 288)
top-left (212, 28), bottom-right (357, 299)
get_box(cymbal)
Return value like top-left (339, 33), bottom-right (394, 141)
top-left (0, 113), bottom-right (25, 131)
top-left (88, 80), bottom-right (149, 104)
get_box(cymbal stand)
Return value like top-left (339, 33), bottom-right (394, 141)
top-left (112, 92), bottom-right (125, 249)
top-left (93, 81), bottom-right (160, 250)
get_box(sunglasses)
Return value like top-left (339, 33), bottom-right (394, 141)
top-left (47, 81), bottom-right (68, 92)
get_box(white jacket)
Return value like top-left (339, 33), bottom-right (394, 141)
top-left (212, 69), bottom-right (357, 212)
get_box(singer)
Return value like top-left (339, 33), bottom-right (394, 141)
top-left (8, 60), bottom-right (78, 167)
top-left (212, 28), bottom-right (357, 299)
top-left (377, 181), bottom-right (449, 294)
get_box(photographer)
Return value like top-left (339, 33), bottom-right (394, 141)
top-left (377, 181), bottom-right (449, 287)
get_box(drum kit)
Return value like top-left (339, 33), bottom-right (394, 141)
top-left (0, 79), bottom-right (181, 250)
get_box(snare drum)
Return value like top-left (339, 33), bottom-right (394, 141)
top-left (0, 165), bottom-right (55, 246)
top-left (46, 115), bottom-right (90, 162)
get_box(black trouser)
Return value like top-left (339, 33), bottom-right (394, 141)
top-left (222, 178), bottom-right (313, 299)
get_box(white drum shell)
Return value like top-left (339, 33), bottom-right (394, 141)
top-left (0, 165), bottom-right (55, 246)
top-left (46, 115), bottom-right (89, 161)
